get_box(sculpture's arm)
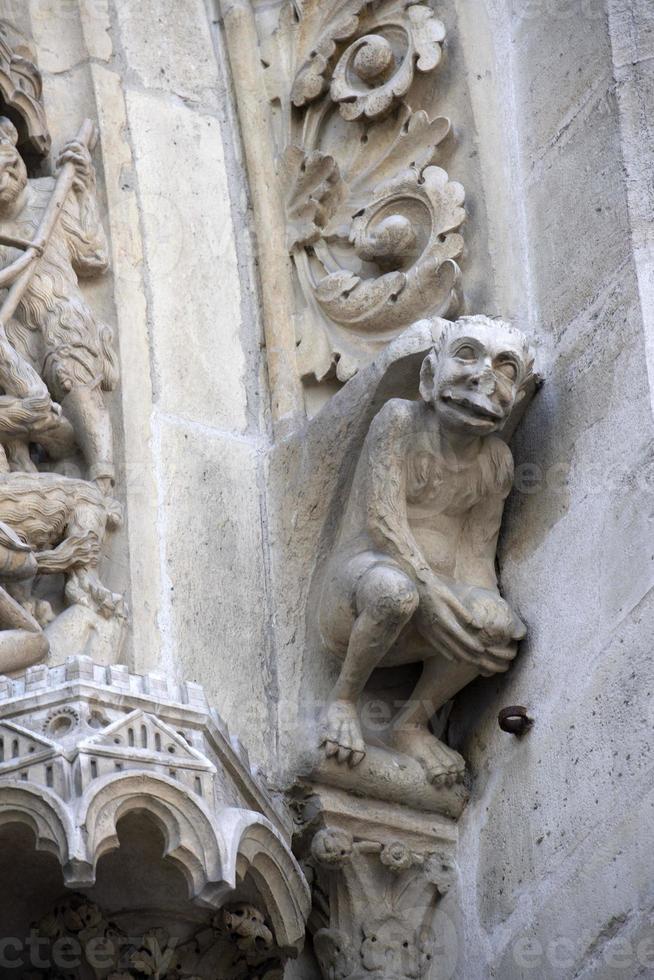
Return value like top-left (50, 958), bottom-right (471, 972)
top-left (364, 400), bottom-right (479, 637)
top-left (35, 531), bottom-right (100, 574)
top-left (364, 399), bottom-right (433, 584)
top-left (456, 441), bottom-right (513, 588)
top-left (457, 493), bottom-right (505, 590)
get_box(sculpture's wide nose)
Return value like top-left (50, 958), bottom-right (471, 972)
top-left (471, 365), bottom-right (496, 396)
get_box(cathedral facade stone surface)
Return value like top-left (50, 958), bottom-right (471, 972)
top-left (0, 2), bottom-right (649, 978)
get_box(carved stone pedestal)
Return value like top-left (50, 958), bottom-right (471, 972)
top-left (292, 785), bottom-right (458, 980)
top-left (0, 657), bottom-right (310, 978)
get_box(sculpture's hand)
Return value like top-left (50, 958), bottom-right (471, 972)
top-left (56, 139), bottom-right (94, 194)
top-left (417, 574), bottom-right (484, 652)
top-left (464, 587), bottom-right (526, 644)
top-left (36, 533), bottom-right (100, 573)
top-left (417, 577), bottom-right (523, 674)
top-left (21, 395), bottom-right (65, 436)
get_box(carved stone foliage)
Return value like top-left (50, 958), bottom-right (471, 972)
top-left (293, 786), bottom-right (457, 980)
top-left (0, 28), bottom-right (124, 674)
top-left (0, 657), bottom-right (310, 952)
top-left (262, 0), bottom-right (465, 383)
top-left (32, 896), bottom-right (285, 979)
top-left (316, 316), bottom-right (538, 792)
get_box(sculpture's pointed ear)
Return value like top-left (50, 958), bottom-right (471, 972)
top-left (419, 349), bottom-right (439, 404)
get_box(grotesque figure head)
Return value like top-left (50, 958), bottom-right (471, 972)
top-left (419, 315), bottom-right (535, 435)
top-left (0, 116), bottom-right (27, 209)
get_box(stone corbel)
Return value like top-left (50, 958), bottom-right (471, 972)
top-left (0, 657), bottom-right (310, 962)
top-left (293, 785), bottom-right (457, 980)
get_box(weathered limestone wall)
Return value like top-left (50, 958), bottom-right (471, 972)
top-left (7, 0), bottom-right (279, 767)
top-left (447, 2), bottom-right (654, 976)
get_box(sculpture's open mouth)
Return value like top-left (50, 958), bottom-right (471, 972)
top-left (441, 394), bottom-right (504, 422)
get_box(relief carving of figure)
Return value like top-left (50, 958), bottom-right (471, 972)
top-left (0, 111), bottom-right (125, 672)
top-left (318, 316), bottom-right (536, 785)
top-left (0, 115), bottom-right (116, 490)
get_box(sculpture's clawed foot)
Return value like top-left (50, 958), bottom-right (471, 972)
top-left (66, 570), bottom-right (128, 621)
top-left (390, 725), bottom-right (465, 787)
top-left (320, 699), bottom-right (366, 767)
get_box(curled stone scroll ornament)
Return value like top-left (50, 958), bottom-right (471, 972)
top-left (264, 0), bottom-right (465, 383)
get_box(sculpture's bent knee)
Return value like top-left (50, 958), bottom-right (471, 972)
top-left (356, 565), bottom-right (419, 625)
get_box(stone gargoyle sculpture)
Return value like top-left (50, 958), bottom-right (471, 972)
top-left (318, 315), bottom-right (536, 786)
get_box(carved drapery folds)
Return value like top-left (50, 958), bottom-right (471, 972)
top-left (262, 0), bottom-right (465, 382)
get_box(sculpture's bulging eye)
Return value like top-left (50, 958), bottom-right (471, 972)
top-left (455, 344), bottom-right (477, 361)
top-left (496, 359), bottom-right (518, 382)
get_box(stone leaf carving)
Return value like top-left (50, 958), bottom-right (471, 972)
top-left (317, 315), bottom-right (537, 787)
top-left (288, 0), bottom-right (445, 120)
top-left (284, 145), bottom-right (346, 250)
top-left (289, 0), bottom-right (364, 108)
top-left (262, 0), bottom-right (464, 384)
top-left (35, 896), bottom-right (285, 980)
top-left (315, 164), bottom-right (464, 335)
top-left (0, 21), bottom-right (50, 159)
top-left (330, 4), bottom-right (446, 121)
top-left (294, 788), bottom-right (456, 980)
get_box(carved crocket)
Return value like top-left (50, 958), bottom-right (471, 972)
top-left (318, 315), bottom-right (536, 785)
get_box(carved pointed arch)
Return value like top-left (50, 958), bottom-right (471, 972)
top-left (219, 807), bottom-right (312, 949)
top-left (0, 781), bottom-right (76, 869)
top-left (77, 771), bottom-right (227, 894)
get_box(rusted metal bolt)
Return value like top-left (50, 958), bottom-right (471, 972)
top-left (498, 705), bottom-right (533, 737)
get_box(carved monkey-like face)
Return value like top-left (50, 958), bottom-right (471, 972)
top-left (0, 136), bottom-right (27, 208)
top-left (420, 319), bottom-right (532, 435)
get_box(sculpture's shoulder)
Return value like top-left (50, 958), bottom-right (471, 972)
top-left (481, 435), bottom-right (515, 497)
top-left (370, 397), bottom-right (417, 435)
